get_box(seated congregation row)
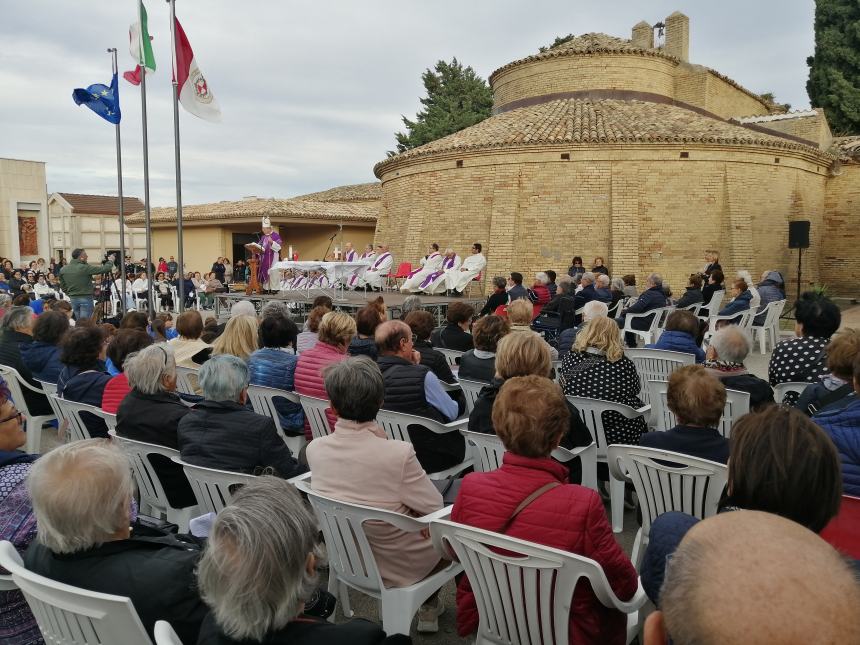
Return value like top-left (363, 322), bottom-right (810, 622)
top-left (2, 356), bottom-right (858, 643)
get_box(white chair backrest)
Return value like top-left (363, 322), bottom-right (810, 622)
top-left (174, 366), bottom-right (198, 396)
top-left (646, 380), bottom-right (750, 438)
top-left (607, 446), bottom-right (727, 538)
top-left (565, 395), bottom-right (647, 459)
top-left (34, 379), bottom-right (57, 397)
top-left (457, 379), bottom-right (486, 414)
top-left (52, 395), bottom-right (110, 443)
top-left (430, 520), bottom-right (646, 645)
top-left (247, 384), bottom-right (299, 440)
top-left (704, 289), bottom-right (725, 313)
top-left (774, 381), bottom-right (809, 405)
top-left (0, 365), bottom-right (43, 417)
top-left (109, 430), bottom-right (181, 515)
top-left (375, 408), bottom-right (451, 444)
top-left (297, 393), bottom-right (333, 439)
top-left (461, 430), bottom-right (506, 472)
top-left (552, 443), bottom-right (599, 491)
top-left (437, 348), bottom-right (464, 367)
top-left (154, 620), bottom-right (183, 645)
top-left (171, 457), bottom-right (258, 514)
top-left (0, 541), bottom-right (152, 645)
top-left (624, 348), bottom-right (696, 405)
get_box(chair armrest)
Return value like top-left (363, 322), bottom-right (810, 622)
top-left (636, 405), bottom-right (651, 415)
top-left (440, 418), bottom-right (470, 432)
top-left (418, 505), bottom-right (454, 523)
top-left (439, 381), bottom-right (461, 392)
top-left (15, 378), bottom-right (49, 396)
top-left (288, 471), bottom-right (312, 484)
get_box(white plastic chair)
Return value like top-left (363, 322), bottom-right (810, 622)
top-left (461, 429), bottom-right (506, 472)
top-left (751, 300), bottom-right (786, 354)
top-left (52, 395), bottom-right (112, 443)
top-left (679, 302), bottom-right (702, 316)
top-left (607, 445), bottom-right (728, 570)
top-left (247, 384), bottom-right (307, 455)
top-left (437, 348), bottom-right (464, 367)
top-left (646, 380), bottom-right (750, 438)
top-left (621, 307), bottom-right (669, 347)
top-left (108, 431), bottom-right (199, 532)
top-left (565, 396), bottom-right (650, 532)
top-left (457, 379), bottom-right (487, 414)
top-left (0, 365), bottom-right (55, 453)
top-left (297, 393), bottom-right (334, 440)
top-left (430, 519), bottom-right (646, 645)
top-left (174, 366), bottom-right (198, 396)
top-left (0, 540), bottom-right (152, 645)
top-left (295, 480), bottom-right (462, 636)
top-left (698, 289), bottom-right (725, 318)
top-left (375, 409), bottom-right (473, 480)
top-left (774, 381), bottom-right (809, 405)
top-left (170, 457), bottom-right (259, 514)
top-left (552, 443), bottom-right (599, 491)
top-left (154, 620), bottom-right (183, 645)
top-left (624, 348), bottom-right (696, 409)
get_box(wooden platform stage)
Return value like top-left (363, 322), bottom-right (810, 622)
top-left (214, 289), bottom-right (486, 324)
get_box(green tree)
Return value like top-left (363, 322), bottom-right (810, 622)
top-left (807, 0), bottom-right (860, 134)
top-left (539, 34), bottom-right (576, 53)
top-left (393, 58), bottom-right (493, 154)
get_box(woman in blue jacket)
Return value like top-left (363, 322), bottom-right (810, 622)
top-left (247, 315), bottom-right (304, 433)
top-left (717, 278), bottom-right (752, 322)
top-left (20, 310), bottom-right (69, 382)
top-left (646, 309), bottom-right (705, 363)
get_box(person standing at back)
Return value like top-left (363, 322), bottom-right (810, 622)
top-left (59, 248), bottom-right (115, 321)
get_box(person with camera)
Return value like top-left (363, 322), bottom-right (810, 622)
top-left (59, 248), bottom-right (115, 321)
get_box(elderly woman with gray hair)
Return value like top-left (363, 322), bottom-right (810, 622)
top-left (23, 439), bottom-right (208, 643)
top-left (307, 356), bottom-right (446, 633)
top-left (197, 476), bottom-right (410, 644)
top-left (0, 305), bottom-right (53, 416)
top-left (116, 344), bottom-right (197, 508)
top-left (178, 354), bottom-right (306, 478)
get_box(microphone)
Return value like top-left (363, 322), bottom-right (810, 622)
top-left (328, 232), bottom-right (337, 240)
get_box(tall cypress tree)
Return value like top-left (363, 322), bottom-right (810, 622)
top-left (393, 58), bottom-right (493, 154)
top-left (807, 0), bottom-right (860, 134)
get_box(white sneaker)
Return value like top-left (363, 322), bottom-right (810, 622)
top-left (417, 596), bottom-right (445, 633)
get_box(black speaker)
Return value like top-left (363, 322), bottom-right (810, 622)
top-left (788, 220), bottom-right (810, 249)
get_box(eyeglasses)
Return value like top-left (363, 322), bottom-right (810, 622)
top-left (0, 410), bottom-right (24, 425)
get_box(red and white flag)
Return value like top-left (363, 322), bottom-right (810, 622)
top-left (173, 17), bottom-right (221, 122)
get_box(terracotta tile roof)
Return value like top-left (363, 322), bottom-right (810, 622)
top-left (292, 182), bottom-right (380, 202)
top-left (125, 196), bottom-right (378, 226)
top-left (56, 193), bottom-right (145, 216)
top-left (375, 98), bottom-right (828, 177)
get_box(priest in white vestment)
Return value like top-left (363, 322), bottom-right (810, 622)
top-left (357, 244), bottom-right (393, 291)
top-left (418, 248), bottom-right (460, 295)
top-left (400, 243), bottom-right (443, 293)
top-left (445, 242), bottom-right (487, 295)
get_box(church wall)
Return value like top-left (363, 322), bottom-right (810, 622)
top-left (753, 114), bottom-right (833, 150)
top-left (377, 146), bottom-right (828, 296)
top-left (674, 66), bottom-right (768, 120)
top-left (491, 55), bottom-right (677, 110)
top-left (822, 165), bottom-right (860, 296)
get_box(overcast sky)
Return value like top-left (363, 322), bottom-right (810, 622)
top-left (1, 1), bottom-right (816, 206)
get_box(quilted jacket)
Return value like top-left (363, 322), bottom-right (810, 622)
top-left (294, 341), bottom-right (349, 440)
top-left (814, 399), bottom-right (860, 496)
top-left (646, 330), bottom-right (705, 363)
top-left (451, 454), bottom-right (638, 644)
top-left (247, 348), bottom-right (304, 432)
top-left (101, 372), bottom-right (131, 414)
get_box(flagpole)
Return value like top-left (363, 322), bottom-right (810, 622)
top-left (139, 49), bottom-right (155, 319)
top-left (108, 48), bottom-right (127, 317)
top-left (169, 0), bottom-right (185, 313)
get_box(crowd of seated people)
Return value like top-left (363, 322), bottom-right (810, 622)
top-left (1, 248), bottom-right (859, 645)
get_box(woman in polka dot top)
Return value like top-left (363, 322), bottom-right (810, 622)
top-left (560, 316), bottom-right (646, 445)
top-left (769, 292), bottom-right (842, 405)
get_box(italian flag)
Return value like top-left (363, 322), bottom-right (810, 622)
top-left (123, 0), bottom-right (156, 86)
top-left (173, 17), bottom-right (221, 122)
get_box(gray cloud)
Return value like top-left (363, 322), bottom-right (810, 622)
top-left (1, 1), bottom-right (815, 206)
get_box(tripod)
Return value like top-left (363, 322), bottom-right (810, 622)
top-left (780, 246), bottom-right (803, 321)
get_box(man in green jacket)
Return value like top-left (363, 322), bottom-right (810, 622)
top-left (59, 248), bottom-right (115, 321)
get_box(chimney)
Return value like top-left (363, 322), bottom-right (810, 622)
top-left (664, 11), bottom-right (689, 62)
top-left (631, 21), bottom-right (653, 49)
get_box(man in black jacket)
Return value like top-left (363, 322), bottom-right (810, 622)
top-left (24, 440), bottom-right (208, 644)
top-left (430, 301), bottom-right (475, 352)
top-left (704, 326), bottom-right (774, 411)
top-left (177, 354), bottom-right (307, 478)
top-left (0, 305), bottom-right (52, 416)
top-left (616, 273), bottom-right (668, 347)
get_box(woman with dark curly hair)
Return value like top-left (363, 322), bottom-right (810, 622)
top-left (458, 314), bottom-right (510, 382)
top-left (57, 325), bottom-right (111, 437)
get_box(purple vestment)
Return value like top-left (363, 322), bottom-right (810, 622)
top-left (257, 231), bottom-right (282, 283)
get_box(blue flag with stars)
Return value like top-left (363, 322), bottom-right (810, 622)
top-left (72, 73), bottom-right (121, 124)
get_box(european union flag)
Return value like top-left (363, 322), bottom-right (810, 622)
top-left (72, 73), bottom-right (121, 124)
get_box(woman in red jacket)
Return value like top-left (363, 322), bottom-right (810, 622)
top-left (529, 272), bottom-right (552, 317)
top-left (451, 375), bottom-right (638, 644)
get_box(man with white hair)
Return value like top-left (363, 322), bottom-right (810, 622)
top-left (356, 243), bottom-right (393, 292)
top-left (643, 511), bottom-right (860, 645)
top-left (558, 300), bottom-right (609, 358)
top-left (594, 274), bottom-right (613, 303)
top-left (24, 440), bottom-right (208, 643)
top-left (177, 354), bottom-right (307, 478)
top-left (572, 271), bottom-right (598, 310)
top-left (704, 325), bottom-right (774, 410)
top-left (400, 243), bottom-right (443, 293)
top-left (0, 305), bottom-right (53, 415)
top-left (616, 272), bottom-right (668, 347)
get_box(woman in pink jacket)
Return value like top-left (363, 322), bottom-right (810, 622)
top-left (452, 375), bottom-right (638, 644)
top-left (294, 311), bottom-right (356, 440)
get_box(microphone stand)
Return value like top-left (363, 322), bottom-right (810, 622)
top-left (322, 229), bottom-right (338, 262)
